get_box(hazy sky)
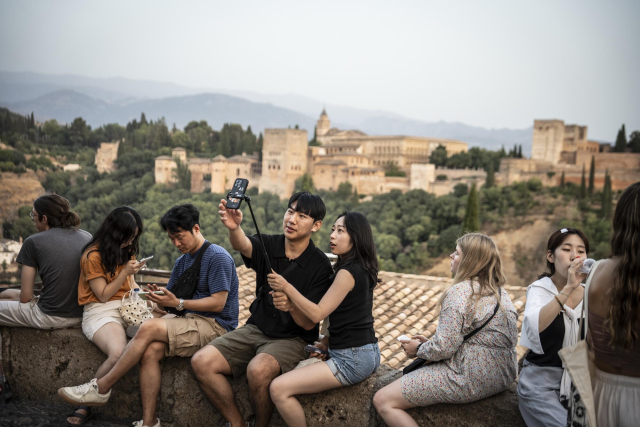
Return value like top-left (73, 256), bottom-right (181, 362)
top-left (1, 0), bottom-right (638, 140)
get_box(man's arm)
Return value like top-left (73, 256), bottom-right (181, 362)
top-left (148, 287), bottom-right (229, 312)
top-left (19, 265), bottom-right (37, 303)
top-left (271, 291), bottom-right (316, 330)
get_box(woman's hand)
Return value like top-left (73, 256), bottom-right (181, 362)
top-left (271, 291), bottom-right (293, 312)
top-left (122, 260), bottom-right (143, 276)
top-left (400, 339), bottom-right (422, 357)
top-left (267, 270), bottom-right (292, 293)
top-left (310, 337), bottom-right (329, 361)
top-left (412, 335), bottom-right (428, 343)
top-left (566, 256), bottom-right (588, 291)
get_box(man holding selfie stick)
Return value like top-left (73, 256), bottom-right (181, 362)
top-left (59, 204), bottom-right (239, 427)
top-left (191, 191), bottom-right (332, 427)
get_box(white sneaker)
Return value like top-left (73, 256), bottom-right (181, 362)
top-left (133, 418), bottom-right (161, 427)
top-left (58, 378), bottom-right (111, 406)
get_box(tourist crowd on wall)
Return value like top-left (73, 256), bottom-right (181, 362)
top-left (1, 182), bottom-right (639, 427)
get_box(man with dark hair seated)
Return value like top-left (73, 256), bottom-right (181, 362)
top-left (59, 203), bottom-right (239, 427)
top-left (191, 192), bottom-right (333, 427)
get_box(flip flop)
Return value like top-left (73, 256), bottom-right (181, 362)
top-left (66, 405), bottom-right (93, 426)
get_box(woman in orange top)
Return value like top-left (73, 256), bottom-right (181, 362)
top-left (67, 207), bottom-right (146, 425)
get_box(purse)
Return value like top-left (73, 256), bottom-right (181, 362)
top-left (403, 288), bottom-right (502, 375)
top-left (558, 261), bottom-right (600, 427)
top-left (119, 281), bottom-right (154, 328)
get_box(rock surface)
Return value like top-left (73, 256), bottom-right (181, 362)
top-left (1, 327), bottom-right (526, 426)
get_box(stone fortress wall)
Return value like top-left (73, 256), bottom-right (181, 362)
top-left (149, 114), bottom-right (640, 198)
top-left (500, 119), bottom-right (640, 190)
top-left (95, 140), bottom-right (120, 173)
top-left (152, 109), bottom-right (477, 199)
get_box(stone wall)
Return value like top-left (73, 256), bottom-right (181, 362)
top-left (1, 327), bottom-right (525, 427)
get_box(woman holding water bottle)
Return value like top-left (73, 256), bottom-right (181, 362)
top-left (63, 207), bottom-right (146, 426)
top-left (518, 228), bottom-right (591, 427)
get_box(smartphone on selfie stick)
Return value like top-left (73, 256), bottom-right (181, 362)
top-left (226, 179), bottom-right (287, 322)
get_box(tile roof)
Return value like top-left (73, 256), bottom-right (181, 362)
top-left (146, 266), bottom-right (530, 370)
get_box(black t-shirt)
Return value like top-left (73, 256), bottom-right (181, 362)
top-left (526, 312), bottom-right (565, 367)
top-left (242, 234), bottom-right (332, 343)
top-left (328, 262), bottom-right (378, 349)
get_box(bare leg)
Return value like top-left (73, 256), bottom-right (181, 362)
top-left (139, 341), bottom-right (166, 427)
top-left (68, 322), bottom-right (127, 425)
top-left (96, 318), bottom-right (169, 393)
top-left (270, 361), bottom-right (342, 427)
top-left (246, 353), bottom-right (281, 427)
top-left (373, 378), bottom-right (419, 427)
top-left (191, 345), bottom-right (245, 427)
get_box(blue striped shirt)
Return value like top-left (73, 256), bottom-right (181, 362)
top-left (166, 241), bottom-right (239, 331)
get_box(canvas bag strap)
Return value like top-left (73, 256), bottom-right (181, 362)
top-left (580, 260), bottom-right (600, 341)
top-left (189, 241), bottom-right (212, 276)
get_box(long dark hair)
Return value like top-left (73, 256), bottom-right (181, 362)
top-left (608, 181), bottom-right (640, 350)
top-left (332, 211), bottom-right (379, 287)
top-left (538, 228), bottom-right (590, 279)
top-left (33, 194), bottom-right (81, 229)
top-left (83, 206), bottom-right (143, 275)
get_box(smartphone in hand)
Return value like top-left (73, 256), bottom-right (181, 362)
top-left (304, 345), bottom-right (328, 355)
top-left (226, 178), bottom-right (249, 209)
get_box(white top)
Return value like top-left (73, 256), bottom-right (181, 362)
top-left (519, 276), bottom-right (583, 354)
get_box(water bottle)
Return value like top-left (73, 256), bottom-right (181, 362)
top-left (132, 288), bottom-right (141, 301)
top-left (578, 258), bottom-right (596, 274)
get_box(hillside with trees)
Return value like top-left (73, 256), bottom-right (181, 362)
top-left (0, 108), bottom-right (622, 283)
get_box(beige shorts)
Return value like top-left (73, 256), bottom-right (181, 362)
top-left (82, 299), bottom-right (127, 341)
top-left (210, 323), bottom-right (306, 378)
top-left (165, 314), bottom-right (227, 358)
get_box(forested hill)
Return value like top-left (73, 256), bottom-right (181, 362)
top-left (2, 89), bottom-right (316, 132)
top-left (1, 109), bottom-right (615, 280)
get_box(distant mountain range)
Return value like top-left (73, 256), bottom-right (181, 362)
top-left (0, 70), bottom-right (533, 153)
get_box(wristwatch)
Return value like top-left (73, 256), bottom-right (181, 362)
top-left (176, 299), bottom-right (185, 311)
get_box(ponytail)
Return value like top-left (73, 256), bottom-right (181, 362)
top-left (33, 194), bottom-right (81, 229)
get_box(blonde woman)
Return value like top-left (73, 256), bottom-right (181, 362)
top-left (373, 233), bottom-right (518, 427)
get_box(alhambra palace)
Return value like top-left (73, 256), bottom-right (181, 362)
top-left (94, 111), bottom-right (640, 196)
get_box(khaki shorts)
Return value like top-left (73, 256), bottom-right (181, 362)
top-left (165, 314), bottom-right (227, 358)
top-left (210, 323), bottom-right (306, 378)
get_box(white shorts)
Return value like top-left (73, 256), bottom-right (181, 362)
top-left (82, 299), bottom-right (127, 342)
top-left (0, 298), bottom-right (81, 329)
top-left (594, 368), bottom-right (640, 427)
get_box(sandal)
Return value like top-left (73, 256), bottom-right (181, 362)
top-left (66, 405), bottom-right (93, 426)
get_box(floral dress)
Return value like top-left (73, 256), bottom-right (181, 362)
top-left (401, 280), bottom-right (518, 406)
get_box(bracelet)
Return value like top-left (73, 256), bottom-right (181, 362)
top-left (558, 291), bottom-right (569, 297)
top-left (554, 295), bottom-right (565, 311)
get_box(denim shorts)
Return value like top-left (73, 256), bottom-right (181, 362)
top-left (326, 342), bottom-right (380, 386)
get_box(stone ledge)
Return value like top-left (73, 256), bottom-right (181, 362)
top-left (1, 327), bottom-right (525, 426)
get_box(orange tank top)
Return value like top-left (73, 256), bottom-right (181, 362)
top-left (77, 247), bottom-right (133, 305)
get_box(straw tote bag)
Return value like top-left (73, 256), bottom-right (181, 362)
top-left (558, 261), bottom-right (600, 427)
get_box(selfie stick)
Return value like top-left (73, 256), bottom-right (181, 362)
top-left (227, 191), bottom-right (288, 322)
top-left (237, 194), bottom-right (272, 273)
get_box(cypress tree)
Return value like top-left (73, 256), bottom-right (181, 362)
top-left (485, 162), bottom-right (495, 188)
top-left (579, 164), bottom-right (587, 199)
top-left (463, 183), bottom-right (480, 232)
top-left (588, 155), bottom-right (595, 196)
top-left (614, 124), bottom-right (627, 152)
top-left (601, 170), bottom-right (612, 219)
top-left (518, 145), bottom-right (523, 158)
top-left (560, 171), bottom-right (565, 187)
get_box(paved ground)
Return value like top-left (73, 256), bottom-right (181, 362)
top-left (0, 398), bottom-right (136, 427)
